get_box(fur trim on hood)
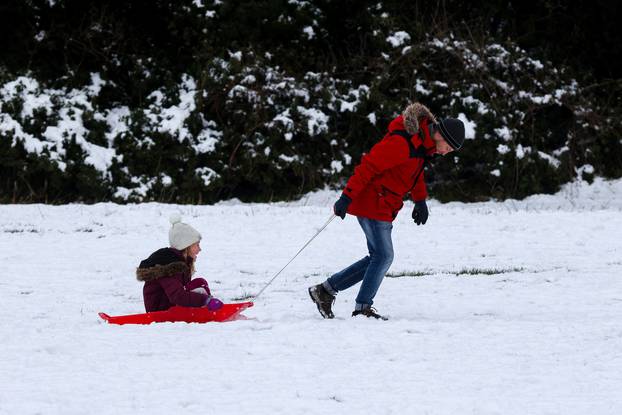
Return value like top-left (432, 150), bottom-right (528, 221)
top-left (136, 261), bottom-right (189, 282)
top-left (402, 102), bottom-right (437, 135)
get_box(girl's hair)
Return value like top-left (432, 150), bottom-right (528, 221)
top-left (182, 246), bottom-right (196, 275)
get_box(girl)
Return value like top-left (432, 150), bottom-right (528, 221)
top-left (136, 215), bottom-right (223, 312)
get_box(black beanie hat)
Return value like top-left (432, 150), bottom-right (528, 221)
top-left (437, 118), bottom-right (465, 150)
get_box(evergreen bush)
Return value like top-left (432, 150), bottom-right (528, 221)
top-left (0, 0), bottom-right (620, 203)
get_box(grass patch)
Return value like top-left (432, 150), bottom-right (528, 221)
top-left (455, 267), bottom-right (525, 276)
top-left (386, 270), bottom-right (435, 278)
top-left (231, 293), bottom-right (255, 301)
top-left (3, 228), bottom-right (39, 233)
top-left (387, 267), bottom-right (525, 278)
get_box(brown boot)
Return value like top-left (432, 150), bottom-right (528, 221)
top-left (308, 284), bottom-right (335, 319)
top-left (352, 307), bottom-right (388, 321)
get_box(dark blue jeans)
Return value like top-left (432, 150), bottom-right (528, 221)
top-left (326, 217), bottom-right (394, 309)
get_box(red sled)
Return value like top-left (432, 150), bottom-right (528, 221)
top-left (98, 302), bottom-right (253, 325)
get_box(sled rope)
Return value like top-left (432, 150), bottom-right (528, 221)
top-left (253, 213), bottom-right (336, 301)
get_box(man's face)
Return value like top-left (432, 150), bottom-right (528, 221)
top-left (432, 131), bottom-right (454, 155)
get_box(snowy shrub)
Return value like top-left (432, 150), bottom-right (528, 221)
top-left (395, 37), bottom-right (622, 201)
top-left (0, 0), bottom-right (620, 203)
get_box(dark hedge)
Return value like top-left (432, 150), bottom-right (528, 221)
top-left (0, 0), bottom-right (620, 203)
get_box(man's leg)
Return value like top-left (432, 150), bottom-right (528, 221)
top-left (309, 217), bottom-right (372, 318)
top-left (354, 217), bottom-right (394, 310)
top-left (324, 256), bottom-right (369, 293)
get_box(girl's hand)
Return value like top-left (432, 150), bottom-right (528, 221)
top-left (186, 278), bottom-right (211, 295)
top-left (206, 297), bottom-right (224, 311)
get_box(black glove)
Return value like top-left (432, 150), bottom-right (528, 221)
top-left (412, 200), bottom-right (429, 225)
top-left (333, 193), bottom-right (352, 219)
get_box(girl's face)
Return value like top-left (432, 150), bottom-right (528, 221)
top-left (187, 242), bottom-right (201, 259)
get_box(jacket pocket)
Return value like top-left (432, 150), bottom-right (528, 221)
top-left (378, 186), bottom-right (404, 218)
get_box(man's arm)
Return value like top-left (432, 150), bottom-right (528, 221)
top-left (409, 168), bottom-right (428, 202)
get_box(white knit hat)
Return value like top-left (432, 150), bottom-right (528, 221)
top-left (168, 214), bottom-right (202, 250)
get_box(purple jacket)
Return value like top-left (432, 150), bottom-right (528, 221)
top-left (136, 247), bottom-right (208, 312)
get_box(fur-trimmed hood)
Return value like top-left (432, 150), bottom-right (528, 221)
top-left (136, 247), bottom-right (191, 282)
top-left (401, 102), bottom-right (437, 135)
top-left (136, 261), bottom-right (190, 282)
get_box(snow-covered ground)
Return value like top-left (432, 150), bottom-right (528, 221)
top-left (2, 178), bottom-right (622, 414)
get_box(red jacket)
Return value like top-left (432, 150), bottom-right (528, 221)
top-left (343, 115), bottom-right (436, 222)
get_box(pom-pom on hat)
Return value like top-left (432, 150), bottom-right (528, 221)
top-left (168, 214), bottom-right (202, 250)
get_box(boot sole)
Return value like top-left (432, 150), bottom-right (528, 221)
top-left (308, 287), bottom-right (334, 319)
top-left (352, 311), bottom-right (389, 321)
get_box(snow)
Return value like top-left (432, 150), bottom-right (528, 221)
top-left (241, 75), bottom-right (257, 85)
top-left (0, 76), bottom-right (53, 118)
top-left (229, 51), bottom-right (242, 61)
top-left (192, 120), bottom-right (223, 154)
top-left (577, 164), bottom-right (595, 176)
top-left (303, 26), bottom-right (315, 39)
top-left (527, 57), bottom-right (545, 70)
top-left (160, 174), bottom-right (173, 187)
top-left (386, 31), bottom-right (411, 47)
top-left (339, 85), bottom-right (370, 113)
top-left (0, 74), bottom-right (122, 173)
top-left (457, 112), bottom-right (476, 139)
top-left (518, 90), bottom-right (553, 105)
top-left (269, 109), bottom-right (294, 131)
top-left (2, 178), bottom-right (622, 414)
top-left (495, 126), bottom-right (512, 142)
top-left (41, 106), bottom-right (117, 173)
top-left (145, 74), bottom-right (198, 143)
top-left (195, 167), bottom-right (219, 186)
top-left (296, 106), bottom-right (329, 136)
top-left (87, 73), bottom-right (106, 96)
top-left (516, 144), bottom-right (530, 159)
top-left (100, 106), bottom-right (131, 146)
top-left (278, 154), bottom-right (301, 164)
top-left (0, 113), bottom-right (44, 154)
top-left (495, 79), bottom-right (510, 91)
top-left (114, 176), bottom-right (158, 201)
top-left (415, 79), bottom-right (431, 95)
top-left (537, 150), bottom-right (561, 168)
top-left (367, 112), bottom-right (377, 125)
top-left (461, 96), bottom-right (489, 114)
top-left (497, 143), bottom-right (511, 154)
top-left (288, 0), bottom-right (311, 7)
top-left (330, 160), bottom-right (344, 173)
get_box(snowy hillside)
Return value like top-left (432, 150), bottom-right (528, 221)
top-left (2, 178), bottom-right (622, 414)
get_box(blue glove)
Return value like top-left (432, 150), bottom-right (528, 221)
top-left (412, 200), bottom-right (429, 225)
top-left (333, 193), bottom-right (352, 219)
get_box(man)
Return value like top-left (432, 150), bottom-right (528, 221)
top-left (308, 102), bottom-right (465, 320)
